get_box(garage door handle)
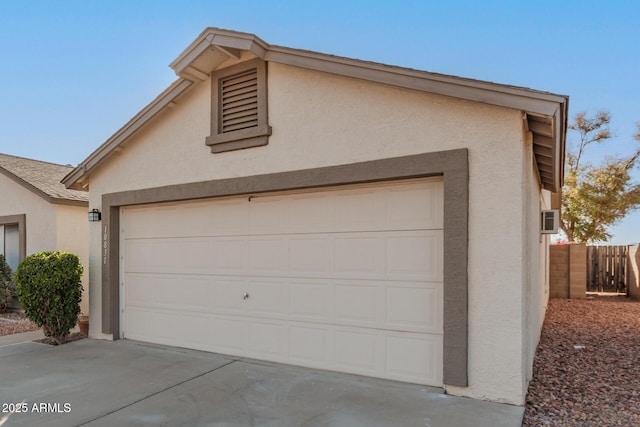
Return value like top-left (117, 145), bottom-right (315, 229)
top-left (243, 292), bottom-right (250, 300)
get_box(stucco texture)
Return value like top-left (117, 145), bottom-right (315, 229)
top-left (55, 204), bottom-right (90, 314)
top-left (87, 62), bottom-right (541, 404)
top-left (0, 174), bottom-right (89, 314)
top-left (0, 174), bottom-right (57, 254)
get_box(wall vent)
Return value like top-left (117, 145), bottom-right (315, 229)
top-left (541, 210), bottom-right (559, 234)
top-left (220, 68), bottom-right (258, 133)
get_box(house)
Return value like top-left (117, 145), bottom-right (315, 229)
top-left (0, 153), bottom-right (89, 313)
top-left (62, 28), bottom-right (568, 405)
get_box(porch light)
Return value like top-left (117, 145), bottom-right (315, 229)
top-left (88, 209), bottom-right (102, 222)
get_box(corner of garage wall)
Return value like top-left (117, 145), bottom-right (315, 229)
top-left (521, 128), bottom-right (551, 400)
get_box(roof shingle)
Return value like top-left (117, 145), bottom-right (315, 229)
top-left (0, 153), bottom-right (88, 204)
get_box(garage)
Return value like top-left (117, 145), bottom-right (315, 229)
top-left (121, 178), bottom-right (444, 386)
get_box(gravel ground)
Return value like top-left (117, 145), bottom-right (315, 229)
top-left (0, 311), bottom-right (39, 336)
top-left (523, 296), bottom-right (640, 426)
top-left (0, 312), bottom-right (85, 345)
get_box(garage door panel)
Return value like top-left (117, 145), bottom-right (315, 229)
top-left (288, 237), bottom-right (333, 274)
top-left (208, 199), bottom-right (249, 236)
top-left (386, 285), bottom-right (443, 333)
top-left (125, 308), bottom-right (212, 351)
top-left (125, 238), bottom-right (211, 274)
top-left (249, 197), bottom-right (288, 234)
top-left (386, 231), bottom-right (443, 281)
top-left (212, 317), bottom-right (248, 355)
top-left (170, 239), bottom-right (211, 273)
top-left (126, 232), bottom-right (442, 281)
top-left (125, 273), bottom-right (440, 334)
top-left (123, 178), bottom-right (444, 386)
top-left (125, 274), bottom-right (214, 312)
top-left (386, 332), bottom-right (443, 385)
top-left (123, 180), bottom-right (444, 238)
top-left (248, 321), bottom-right (286, 359)
top-left (176, 203), bottom-right (221, 237)
top-left (287, 194), bottom-right (332, 233)
top-left (248, 238), bottom-right (287, 273)
top-left (247, 280), bottom-right (289, 316)
top-left (334, 329), bottom-right (381, 374)
top-left (334, 237), bottom-right (384, 276)
top-left (124, 240), bottom-right (159, 272)
top-left (211, 238), bottom-right (247, 272)
top-left (289, 282), bottom-right (331, 320)
top-left (289, 325), bottom-right (330, 366)
top-left (333, 190), bottom-right (383, 231)
top-left (386, 184), bottom-right (443, 230)
top-left (335, 284), bottom-right (378, 324)
top-left (123, 205), bottom-right (182, 239)
top-left (211, 278), bottom-right (246, 313)
top-left (124, 273), bottom-right (155, 307)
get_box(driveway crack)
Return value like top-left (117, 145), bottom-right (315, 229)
top-left (77, 359), bottom-right (237, 426)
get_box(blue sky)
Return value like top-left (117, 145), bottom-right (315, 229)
top-left (1, 1), bottom-right (638, 244)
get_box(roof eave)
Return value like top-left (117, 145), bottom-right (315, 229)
top-left (0, 167), bottom-right (88, 205)
top-left (50, 197), bottom-right (89, 207)
top-left (527, 95), bottom-right (568, 193)
top-left (170, 27), bottom-right (269, 81)
top-left (62, 78), bottom-right (194, 190)
top-left (266, 45), bottom-right (567, 117)
top-left (63, 28), bottom-right (569, 192)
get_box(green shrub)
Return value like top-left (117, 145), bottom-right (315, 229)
top-left (14, 251), bottom-right (83, 344)
top-left (0, 254), bottom-right (14, 312)
top-left (0, 286), bottom-right (12, 312)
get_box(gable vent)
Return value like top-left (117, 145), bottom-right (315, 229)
top-left (220, 68), bottom-right (258, 133)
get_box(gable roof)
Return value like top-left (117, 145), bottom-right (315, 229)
top-left (0, 153), bottom-right (88, 206)
top-left (63, 27), bottom-right (569, 193)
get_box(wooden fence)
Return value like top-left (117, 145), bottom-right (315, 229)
top-left (587, 245), bottom-right (628, 293)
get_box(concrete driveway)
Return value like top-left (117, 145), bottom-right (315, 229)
top-left (0, 334), bottom-right (524, 426)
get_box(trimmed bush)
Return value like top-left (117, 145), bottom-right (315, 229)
top-left (14, 251), bottom-right (83, 344)
top-left (0, 254), bottom-right (14, 312)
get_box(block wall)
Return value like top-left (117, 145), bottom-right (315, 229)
top-left (549, 244), bottom-right (586, 299)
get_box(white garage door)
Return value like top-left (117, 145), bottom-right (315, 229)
top-left (122, 178), bottom-right (444, 385)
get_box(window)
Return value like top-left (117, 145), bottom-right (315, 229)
top-left (0, 224), bottom-right (19, 272)
top-left (0, 215), bottom-right (25, 274)
top-left (205, 59), bottom-right (271, 153)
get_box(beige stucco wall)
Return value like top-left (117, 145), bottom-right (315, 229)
top-left (87, 62), bottom-right (540, 404)
top-left (0, 174), bottom-right (89, 313)
top-left (55, 204), bottom-right (90, 315)
top-left (0, 174), bottom-right (58, 256)
top-left (518, 133), bottom-right (551, 393)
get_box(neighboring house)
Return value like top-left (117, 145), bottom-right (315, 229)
top-left (0, 153), bottom-right (89, 313)
top-left (62, 28), bottom-right (568, 405)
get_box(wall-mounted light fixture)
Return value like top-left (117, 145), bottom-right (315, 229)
top-left (88, 209), bottom-right (102, 222)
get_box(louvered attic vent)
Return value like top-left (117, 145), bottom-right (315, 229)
top-left (205, 59), bottom-right (271, 153)
top-left (220, 68), bottom-right (258, 133)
